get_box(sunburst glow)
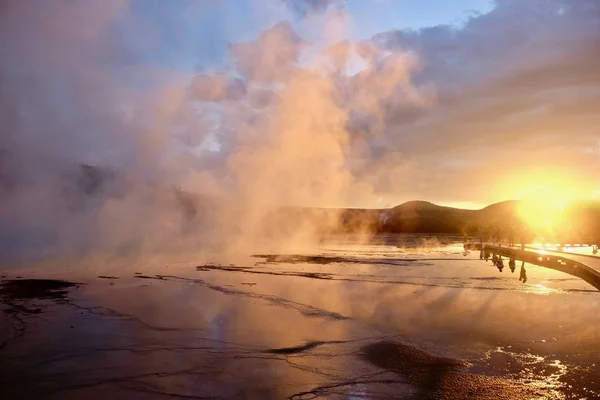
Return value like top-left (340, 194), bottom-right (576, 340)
top-left (517, 186), bottom-right (572, 233)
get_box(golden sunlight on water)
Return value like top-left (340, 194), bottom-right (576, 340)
top-left (522, 283), bottom-right (559, 295)
top-left (483, 346), bottom-right (570, 399)
top-left (2, 236), bottom-right (599, 399)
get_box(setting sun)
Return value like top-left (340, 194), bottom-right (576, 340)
top-left (493, 167), bottom-right (600, 237)
top-left (517, 187), bottom-right (571, 232)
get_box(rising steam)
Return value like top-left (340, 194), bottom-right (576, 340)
top-left (0, 1), bottom-right (427, 266)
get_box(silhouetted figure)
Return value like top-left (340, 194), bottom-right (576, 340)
top-left (496, 256), bottom-right (504, 272)
top-left (484, 251), bottom-right (490, 261)
top-left (480, 250), bottom-right (484, 260)
top-left (519, 262), bottom-right (527, 283)
top-left (509, 258), bottom-right (516, 273)
top-left (509, 225), bottom-right (515, 247)
top-left (492, 253), bottom-right (498, 265)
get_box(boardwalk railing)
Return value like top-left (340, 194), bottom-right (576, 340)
top-left (464, 242), bottom-right (600, 291)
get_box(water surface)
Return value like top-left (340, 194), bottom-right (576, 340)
top-left (1, 235), bottom-right (598, 399)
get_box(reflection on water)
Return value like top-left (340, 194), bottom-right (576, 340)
top-left (520, 283), bottom-right (556, 295)
top-left (519, 262), bottom-right (527, 282)
top-left (1, 234), bottom-right (599, 399)
top-left (472, 239), bottom-right (600, 291)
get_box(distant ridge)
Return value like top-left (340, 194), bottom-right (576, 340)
top-left (1, 149), bottom-right (598, 239)
top-left (392, 200), bottom-right (452, 211)
top-left (297, 198), bottom-right (599, 239)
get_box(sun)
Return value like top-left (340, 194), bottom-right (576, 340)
top-left (516, 185), bottom-right (576, 235)
top-left (496, 168), bottom-right (597, 235)
top-left (518, 191), bottom-right (564, 227)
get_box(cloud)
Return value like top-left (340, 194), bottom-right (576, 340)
top-left (189, 74), bottom-right (247, 102)
top-left (282, 0), bottom-right (345, 16)
top-left (365, 0), bottom-right (600, 203)
top-left (231, 21), bottom-right (305, 83)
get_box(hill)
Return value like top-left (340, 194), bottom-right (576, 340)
top-left (330, 199), bottom-right (600, 240)
top-left (2, 150), bottom-right (598, 240)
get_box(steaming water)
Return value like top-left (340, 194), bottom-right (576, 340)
top-left (1, 234), bottom-right (599, 399)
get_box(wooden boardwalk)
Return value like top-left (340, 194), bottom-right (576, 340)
top-left (465, 242), bottom-right (600, 291)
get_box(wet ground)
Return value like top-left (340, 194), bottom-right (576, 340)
top-left (1, 235), bottom-right (599, 399)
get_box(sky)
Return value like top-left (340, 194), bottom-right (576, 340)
top-left (346, 0), bottom-right (495, 39)
top-left (1, 0), bottom-right (599, 210)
